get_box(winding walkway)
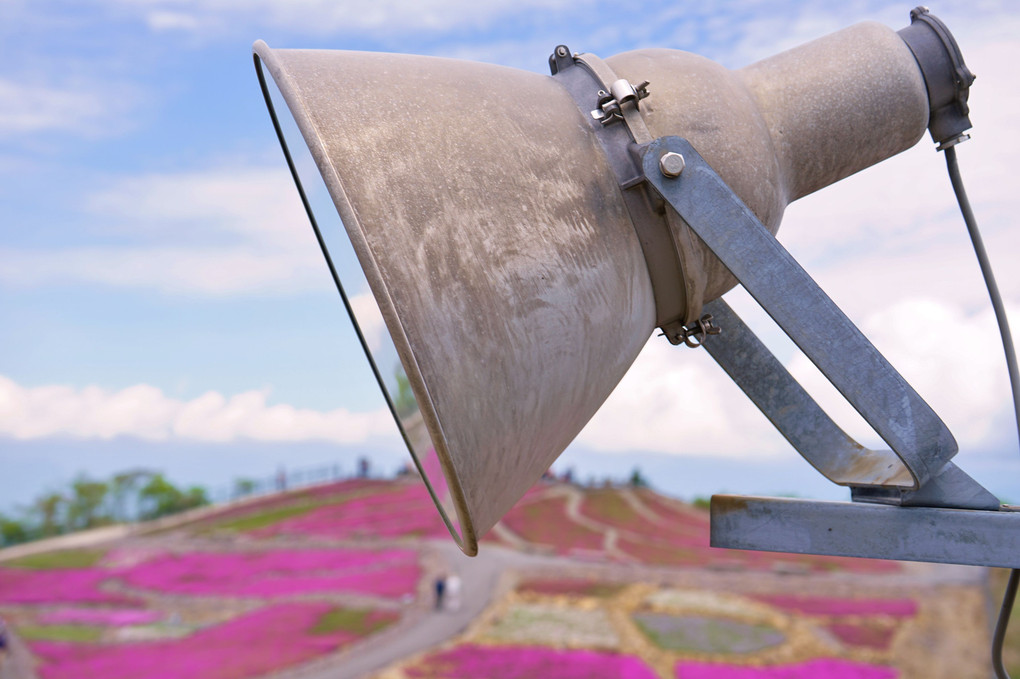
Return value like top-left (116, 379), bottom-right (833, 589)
top-left (296, 541), bottom-right (540, 679)
top-left (0, 632), bottom-right (37, 679)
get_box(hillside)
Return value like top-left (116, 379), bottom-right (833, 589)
top-left (0, 477), bottom-right (994, 678)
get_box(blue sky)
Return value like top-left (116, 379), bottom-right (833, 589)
top-left (2, 0), bottom-right (1019, 512)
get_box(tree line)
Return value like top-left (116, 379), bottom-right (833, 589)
top-left (0, 469), bottom-right (209, 548)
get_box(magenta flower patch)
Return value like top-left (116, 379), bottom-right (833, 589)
top-left (675, 658), bottom-right (898, 679)
top-left (501, 496), bottom-right (605, 555)
top-left (119, 549), bottom-right (420, 599)
top-left (0, 568), bottom-right (138, 606)
top-left (29, 602), bottom-right (364, 679)
top-left (405, 644), bottom-right (659, 679)
top-left (256, 483), bottom-right (449, 540)
top-left (39, 609), bottom-right (163, 626)
top-left (420, 448), bottom-right (449, 500)
top-left (496, 486), bottom-right (901, 574)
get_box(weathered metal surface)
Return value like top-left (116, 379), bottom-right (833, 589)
top-left (551, 53), bottom-right (688, 332)
top-left (711, 495), bottom-right (1020, 568)
top-left (253, 18), bottom-right (935, 555)
top-left (642, 137), bottom-right (958, 491)
top-left (607, 22), bottom-right (929, 305)
top-left (736, 21), bottom-right (929, 202)
top-left (700, 298), bottom-right (912, 488)
top-left (850, 461), bottom-right (1000, 511)
top-left (254, 43), bottom-right (656, 554)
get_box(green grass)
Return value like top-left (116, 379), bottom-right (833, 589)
top-left (4, 549), bottom-right (105, 570)
top-left (585, 490), bottom-right (635, 522)
top-left (516, 579), bottom-right (625, 598)
top-left (17, 625), bottom-right (104, 642)
top-left (584, 582), bottom-right (626, 598)
top-left (633, 613), bottom-right (784, 654)
top-left (200, 502), bottom-right (320, 533)
top-left (310, 608), bottom-right (397, 636)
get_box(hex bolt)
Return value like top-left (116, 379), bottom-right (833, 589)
top-left (659, 152), bottom-right (685, 178)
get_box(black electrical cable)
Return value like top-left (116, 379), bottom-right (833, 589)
top-left (995, 570), bottom-right (1020, 679)
top-left (253, 54), bottom-right (461, 543)
top-left (944, 145), bottom-right (1020, 679)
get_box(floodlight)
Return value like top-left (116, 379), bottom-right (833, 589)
top-left (253, 6), bottom-right (1017, 577)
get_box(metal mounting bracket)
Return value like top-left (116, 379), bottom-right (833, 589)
top-left (639, 135), bottom-right (998, 513)
top-left (711, 495), bottom-right (1020, 568)
top-left (639, 135), bottom-right (1010, 566)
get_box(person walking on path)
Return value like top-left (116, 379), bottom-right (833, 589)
top-left (445, 574), bottom-right (462, 612)
top-left (434, 575), bottom-right (446, 611)
top-left (0, 617), bottom-right (8, 670)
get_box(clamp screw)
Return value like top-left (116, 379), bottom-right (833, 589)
top-left (659, 152), bottom-right (685, 178)
top-left (556, 46), bottom-right (568, 57)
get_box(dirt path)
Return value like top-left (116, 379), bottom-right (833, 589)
top-left (285, 542), bottom-right (524, 679)
top-left (0, 632), bottom-right (38, 679)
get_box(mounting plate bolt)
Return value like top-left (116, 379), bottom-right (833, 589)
top-left (659, 152), bottom-right (685, 178)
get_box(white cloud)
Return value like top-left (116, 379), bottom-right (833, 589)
top-left (789, 298), bottom-right (1018, 454)
top-left (0, 165), bottom-right (334, 295)
top-left (0, 375), bottom-right (398, 444)
top-left (84, 167), bottom-right (305, 246)
top-left (578, 338), bottom-right (792, 459)
top-left (145, 10), bottom-right (200, 32)
top-left (113, 0), bottom-right (588, 37)
top-left (349, 292), bottom-right (386, 353)
top-left (0, 78), bottom-right (114, 138)
top-left (0, 246), bottom-right (321, 295)
top-left (577, 296), bottom-right (1018, 464)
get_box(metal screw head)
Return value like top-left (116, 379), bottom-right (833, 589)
top-left (659, 152), bottom-right (685, 178)
top-left (556, 46), bottom-right (568, 58)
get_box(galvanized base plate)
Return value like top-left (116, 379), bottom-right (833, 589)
top-left (711, 494), bottom-right (1020, 569)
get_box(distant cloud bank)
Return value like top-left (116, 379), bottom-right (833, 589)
top-left (0, 376), bottom-right (397, 445)
top-left (2, 288), bottom-right (1014, 458)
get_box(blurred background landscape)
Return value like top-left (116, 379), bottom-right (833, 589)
top-left (1, 0), bottom-right (1019, 676)
top-left (2, 0), bottom-right (1018, 513)
top-left (0, 470), bottom-right (1002, 678)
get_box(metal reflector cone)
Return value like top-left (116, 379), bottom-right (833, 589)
top-left (255, 43), bottom-right (656, 555)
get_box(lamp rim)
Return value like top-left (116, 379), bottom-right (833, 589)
top-left (253, 40), bottom-right (479, 556)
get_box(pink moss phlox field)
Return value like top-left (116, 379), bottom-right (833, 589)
top-left (257, 483), bottom-right (449, 540)
top-left (581, 490), bottom-right (704, 543)
top-left (621, 489), bottom-right (900, 574)
top-left (496, 486), bottom-right (900, 574)
top-left (675, 659), bottom-right (898, 679)
top-left (0, 568), bottom-right (138, 606)
top-left (39, 608), bottom-right (163, 626)
top-left (296, 478), bottom-right (381, 499)
top-left (501, 496), bottom-right (605, 555)
top-left (751, 595), bottom-right (918, 617)
top-left (29, 602), bottom-right (361, 679)
top-left (405, 644), bottom-right (659, 679)
top-left (420, 448), bottom-right (449, 501)
top-left (120, 549), bottom-right (420, 599)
